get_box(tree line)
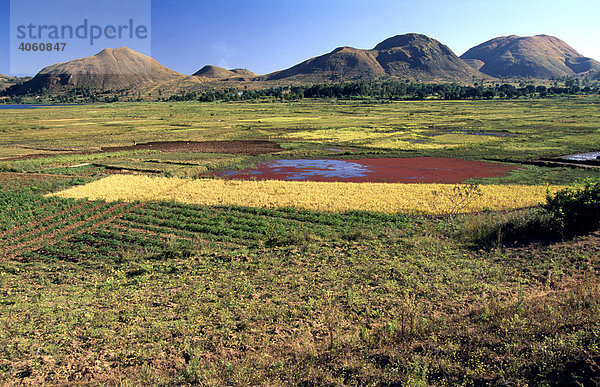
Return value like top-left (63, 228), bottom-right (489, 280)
top-left (164, 79), bottom-right (600, 102)
top-left (2, 77), bottom-right (599, 104)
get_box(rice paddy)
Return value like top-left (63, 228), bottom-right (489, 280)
top-left (50, 174), bottom-right (564, 214)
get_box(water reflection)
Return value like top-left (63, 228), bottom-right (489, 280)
top-left (562, 152), bottom-right (600, 161)
top-left (221, 159), bottom-right (371, 180)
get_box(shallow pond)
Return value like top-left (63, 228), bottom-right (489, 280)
top-left (562, 151), bottom-right (600, 161)
top-left (215, 157), bottom-right (516, 184)
top-left (0, 104), bottom-right (79, 110)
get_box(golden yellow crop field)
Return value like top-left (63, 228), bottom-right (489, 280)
top-left (50, 175), bottom-right (565, 214)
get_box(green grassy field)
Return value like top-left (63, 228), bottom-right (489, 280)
top-left (1, 98), bottom-right (600, 183)
top-left (1, 98), bottom-right (600, 385)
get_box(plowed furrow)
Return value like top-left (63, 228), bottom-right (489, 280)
top-left (111, 223), bottom-right (195, 242)
top-left (3, 202), bottom-right (130, 260)
top-left (1, 201), bottom-right (88, 240)
top-left (1, 201), bottom-right (105, 251)
top-left (91, 203), bottom-right (144, 231)
top-left (120, 215), bottom-right (250, 244)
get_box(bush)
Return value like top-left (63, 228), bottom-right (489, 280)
top-left (544, 180), bottom-right (600, 235)
top-left (460, 208), bottom-right (559, 248)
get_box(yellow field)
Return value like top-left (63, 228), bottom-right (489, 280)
top-left (50, 175), bottom-right (565, 214)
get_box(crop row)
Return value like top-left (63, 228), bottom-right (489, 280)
top-left (131, 206), bottom-right (290, 236)
top-left (124, 205), bottom-right (357, 244)
top-left (2, 201), bottom-right (107, 241)
top-left (3, 201), bottom-right (110, 246)
top-left (0, 193), bottom-right (80, 232)
top-left (143, 201), bottom-right (405, 229)
top-left (2, 193), bottom-right (137, 260)
top-left (119, 211), bottom-right (251, 244)
top-left (4, 188), bottom-right (410, 263)
top-left (140, 201), bottom-right (407, 240)
top-left (114, 204), bottom-right (407, 249)
top-left (2, 193), bottom-right (207, 262)
top-left (112, 219), bottom-right (203, 241)
top-left (18, 227), bottom-right (157, 263)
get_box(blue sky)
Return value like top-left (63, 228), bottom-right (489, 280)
top-left (1, 0), bottom-right (600, 76)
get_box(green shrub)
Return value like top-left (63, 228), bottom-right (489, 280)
top-left (544, 180), bottom-right (600, 235)
top-left (460, 208), bottom-right (559, 248)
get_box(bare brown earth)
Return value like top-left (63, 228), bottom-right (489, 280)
top-left (1, 140), bottom-right (284, 161)
top-left (102, 140), bottom-right (284, 155)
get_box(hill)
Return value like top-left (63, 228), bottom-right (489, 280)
top-left (0, 76), bottom-right (7, 92)
top-left (373, 34), bottom-right (486, 80)
top-left (11, 47), bottom-right (184, 94)
top-left (461, 35), bottom-right (600, 78)
top-left (0, 74), bottom-right (17, 92)
top-left (193, 65), bottom-right (257, 80)
top-left (263, 33), bottom-right (487, 82)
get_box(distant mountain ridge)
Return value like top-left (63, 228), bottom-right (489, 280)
top-left (263, 33), bottom-right (486, 82)
top-left (461, 34), bottom-right (600, 78)
top-left (4, 33), bottom-right (600, 97)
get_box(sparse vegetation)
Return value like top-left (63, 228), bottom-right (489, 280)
top-left (2, 186), bottom-right (600, 385)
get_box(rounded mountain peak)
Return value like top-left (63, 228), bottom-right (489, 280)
top-left (374, 33), bottom-right (435, 51)
top-left (194, 65), bottom-right (233, 78)
top-left (98, 46), bottom-right (138, 55)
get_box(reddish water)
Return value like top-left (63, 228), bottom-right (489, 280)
top-left (215, 158), bottom-right (516, 183)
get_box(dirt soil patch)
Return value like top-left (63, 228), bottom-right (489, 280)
top-left (102, 140), bottom-right (284, 155)
top-left (2, 141), bottom-right (284, 161)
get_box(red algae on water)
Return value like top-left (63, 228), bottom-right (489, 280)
top-left (213, 157), bottom-right (517, 184)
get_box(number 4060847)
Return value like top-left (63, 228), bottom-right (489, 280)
top-left (18, 43), bottom-right (67, 52)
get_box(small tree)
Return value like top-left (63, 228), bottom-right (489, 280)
top-left (431, 184), bottom-right (483, 231)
